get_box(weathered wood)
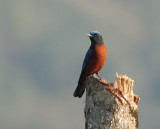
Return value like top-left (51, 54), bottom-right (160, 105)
top-left (85, 73), bottom-right (140, 129)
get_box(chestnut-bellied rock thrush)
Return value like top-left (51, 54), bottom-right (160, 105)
top-left (73, 31), bottom-right (107, 98)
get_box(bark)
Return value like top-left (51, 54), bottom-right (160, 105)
top-left (85, 73), bottom-right (140, 129)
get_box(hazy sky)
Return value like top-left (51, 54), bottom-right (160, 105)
top-left (0, 0), bottom-right (160, 129)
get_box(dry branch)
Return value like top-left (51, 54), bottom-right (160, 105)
top-left (85, 73), bottom-right (140, 129)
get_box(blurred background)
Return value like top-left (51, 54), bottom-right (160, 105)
top-left (0, 0), bottom-right (160, 129)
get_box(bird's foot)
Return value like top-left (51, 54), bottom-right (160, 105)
top-left (95, 73), bottom-right (102, 81)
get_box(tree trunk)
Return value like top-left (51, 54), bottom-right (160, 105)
top-left (85, 73), bottom-right (140, 129)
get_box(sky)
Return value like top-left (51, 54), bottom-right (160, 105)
top-left (0, 0), bottom-right (160, 129)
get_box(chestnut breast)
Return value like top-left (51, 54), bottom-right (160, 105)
top-left (92, 44), bottom-right (107, 72)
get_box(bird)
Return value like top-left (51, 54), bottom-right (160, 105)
top-left (73, 31), bottom-right (107, 98)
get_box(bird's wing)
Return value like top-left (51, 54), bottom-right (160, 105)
top-left (81, 47), bottom-right (92, 73)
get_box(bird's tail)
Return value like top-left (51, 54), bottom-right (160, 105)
top-left (73, 84), bottom-right (85, 98)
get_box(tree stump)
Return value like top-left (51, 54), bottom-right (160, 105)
top-left (85, 73), bottom-right (140, 129)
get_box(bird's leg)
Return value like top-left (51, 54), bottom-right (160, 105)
top-left (96, 73), bottom-right (102, 80)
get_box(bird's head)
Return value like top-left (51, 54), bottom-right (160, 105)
top-left (86, 31), bottom-right (104, 45)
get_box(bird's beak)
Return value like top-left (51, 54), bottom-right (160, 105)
top-left (86, 34), bottom-right (92, 37)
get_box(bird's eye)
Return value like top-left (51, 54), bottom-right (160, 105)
top-left (94, 34), bottom-right (99, 38)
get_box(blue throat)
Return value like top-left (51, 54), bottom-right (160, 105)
top-left (90, 37), bottom-right (104, 47)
